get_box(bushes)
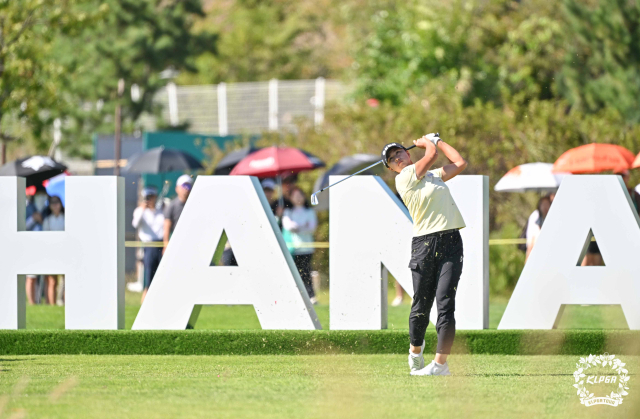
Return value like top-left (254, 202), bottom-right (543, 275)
top-left (489, 223), bottom-right (526, 297)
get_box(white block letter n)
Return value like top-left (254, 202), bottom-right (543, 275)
top-left (0, 177), bottom-right (125, 329)
top-left (499, 175), bottom-right (640, 330)
top-left (132, 176), bottom-right (320, 330)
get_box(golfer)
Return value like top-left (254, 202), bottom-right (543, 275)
top-left (382, 133), bottom-right (467, 376)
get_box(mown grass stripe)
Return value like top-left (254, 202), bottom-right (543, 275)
top-left (0, 330), bottom-right (638, 356)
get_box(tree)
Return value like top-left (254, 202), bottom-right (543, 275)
top-left (497, 15), bottom-right (565, 106)
top-left (0, 0), bottom-right (97, 162)
top-left (558, 0), bottom-right (640, 123)
top-left (57, 0), bottom-right (217, 156)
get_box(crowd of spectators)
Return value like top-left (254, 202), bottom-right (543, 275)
top-left (131, 174), bottom-right (193, 303)
top-left (216, 175), bottom-right (319, 304)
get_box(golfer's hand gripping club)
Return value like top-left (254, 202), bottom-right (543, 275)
top-left (310, 133), bottom-right (439, 205)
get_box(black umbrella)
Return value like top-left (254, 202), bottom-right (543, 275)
top-left (0, 156), bottom-right (67, 187)
top-left (124, 147), bottom-right (204, 173)
top-left (214, 146), bottom-right (261, 175)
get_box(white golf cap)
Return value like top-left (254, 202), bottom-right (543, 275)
top-left (177, 174), bottom-right (193, 189)
top-left (261, 178), bottom-right (276, 190)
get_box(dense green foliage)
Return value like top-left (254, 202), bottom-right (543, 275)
top-left (0, 0), bottom-right (102, 155)
top-left (559, 0), bottom-right (640, 123)
top-left (58, 0), bottom-right (216, 156)
top-left (180, 0), bottom-right (346, 84)
top-left (2, 0), bottom-right (215, 158)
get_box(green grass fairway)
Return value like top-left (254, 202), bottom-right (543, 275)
top-left (0, 354), bottom-right (637, 419)
top-left (24, 290), bottom-right (629, 330)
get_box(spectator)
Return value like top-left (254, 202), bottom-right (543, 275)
top-left (282, 187), bottom-right (318, 304)
top-left (617, 170), bottom-right (640, 214)
top-left (262, 178), bottom-right (277, 207)
top-left (271, 176), bottom-right (295, 222)
top-left (43, 195), bottom-right (65, 305)
top-left (163, 174), bottom-right (193, 252)
top-left (26, 185), bottom-right (49, 231)
top-left (221, 178), bottom-right (281, 267)
top-left (132, 187), bottom-right (165, 303)
top-left (526, 195), bottom-right (552, 261)
top-left (25, 186), bottom-right (50, 305)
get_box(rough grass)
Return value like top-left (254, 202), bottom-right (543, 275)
top-left (0, 354), bottom-right (638, 419)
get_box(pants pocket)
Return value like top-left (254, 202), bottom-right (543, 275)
top-left (408, 237), bottom-right (434, 269)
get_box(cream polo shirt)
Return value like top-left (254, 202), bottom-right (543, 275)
top-left (395, 165), bottom-right (465, 237)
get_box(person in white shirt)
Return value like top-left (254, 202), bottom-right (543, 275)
top-left (43, 195), bottom-right (65, 305)
top-left (132, 187), bottom-right (165, 303)
top-left (525, 194), bottom-right (553, 261)
top-left (282, 187), bottom-right (318, 304)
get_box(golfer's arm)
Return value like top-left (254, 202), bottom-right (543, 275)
top-left (438, 141), bottom-right (468, 182)
top-left (414, 142), bottom-right (438, 180)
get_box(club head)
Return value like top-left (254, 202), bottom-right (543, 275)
top-left (310, 192), bottom-right (319, 206)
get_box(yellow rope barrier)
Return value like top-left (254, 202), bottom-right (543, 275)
top-left (125, 239), bottom-right (525, 248)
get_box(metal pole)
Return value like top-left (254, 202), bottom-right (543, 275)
top-left (314, 77), bottom-right (325, 127)
top-left (114, 78), bottom-right (125, 176)
top-left (217, 82), bottom-right (228, 136)
top-left (167, 82), bottom-right (179, 126)
top-left (269, 79), bottom-right (278, 131)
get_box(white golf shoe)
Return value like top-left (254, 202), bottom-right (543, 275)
top-left (410, 360), bottom-right (451, 376)
top-left (407, 341), bottom-right (426, 372)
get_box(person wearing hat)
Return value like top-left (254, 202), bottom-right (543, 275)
top-left (220, 178), bottom-right (278, 267)
top-left (25, 185), bottom-right (51, 305)
top-left (132, 186), bottom-right (165, 303)
top-left (163, 174), bottom-right (194, 253)
top-left (383, 133), bottom-right (467, 376)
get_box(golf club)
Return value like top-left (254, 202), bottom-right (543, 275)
top-left (310, 134), bottom-right (439, 205)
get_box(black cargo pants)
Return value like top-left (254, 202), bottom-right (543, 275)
top-left (408, 229), bottom-right (463, 355)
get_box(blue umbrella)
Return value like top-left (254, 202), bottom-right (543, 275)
top-left (45, 173), bottom-right (67, 207)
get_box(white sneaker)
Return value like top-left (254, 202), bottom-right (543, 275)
top-left (309, 297), bottom-right (318, 305)
top-left (407, 341), bottom-right (426, 371)
top-left (410, 360), bottom-right (451, 376)
top-left (391, 296), bottom-right (403, 307)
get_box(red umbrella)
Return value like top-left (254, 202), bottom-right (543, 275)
top-left (552, 144), bottom-right (635, 174)
top-left (229, 146), bottom-right (324, 177)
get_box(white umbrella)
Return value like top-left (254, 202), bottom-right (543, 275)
top-left (494, 163), bottom-right (570, 193)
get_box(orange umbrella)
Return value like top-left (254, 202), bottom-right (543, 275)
top-left (633, 152), bottom-right (640, 169)
top-left (552, 144), bottom-right (635, 174)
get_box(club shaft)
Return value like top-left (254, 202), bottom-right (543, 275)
top-left (316, 144), bottom-right (417, 195)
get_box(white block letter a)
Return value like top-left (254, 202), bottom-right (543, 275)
top-left (132, 176), bottom-right (321, 330)
top-left (499, 176), bottom-right (640, 329)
